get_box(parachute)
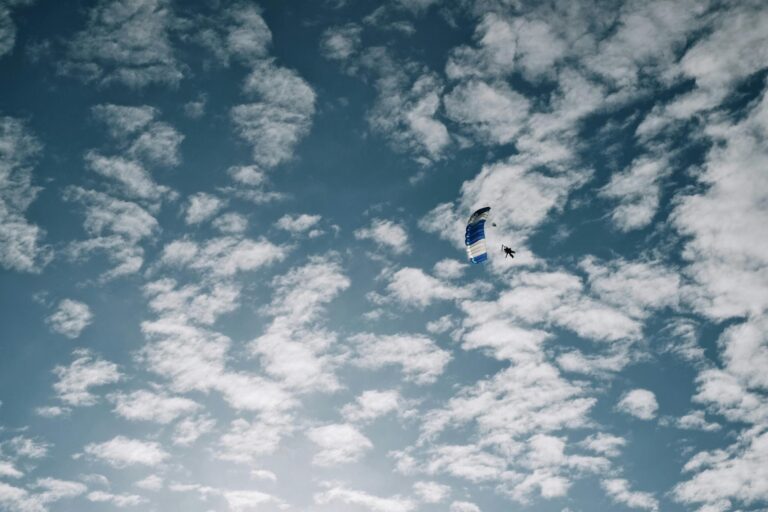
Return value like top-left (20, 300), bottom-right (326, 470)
top-left (465, 207), bottom-right (491, 264)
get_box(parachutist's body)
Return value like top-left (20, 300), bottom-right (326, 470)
top-left (502, 244), bottom-right (516, 258)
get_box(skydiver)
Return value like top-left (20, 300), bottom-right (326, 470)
top-left (502, 244), bottom-right (516, 258)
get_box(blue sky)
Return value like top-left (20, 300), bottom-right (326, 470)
top-left (1, 0), bottom-right (767, 511)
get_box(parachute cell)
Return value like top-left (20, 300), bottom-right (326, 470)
top-left (465, 207), bottom-right (491, 264)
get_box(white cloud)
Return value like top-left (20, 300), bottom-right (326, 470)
top-left (144, 278), bottom-right (240, 326)
top-left (0, 477), bottom-right (86, 512)
top-left (233, 61), bottom-right (316, 168)
top-left (315, 484), bottom-right (415, 512)
top-left (110, 389), bottom-right (200, 423)
top-left (580, 433), bottom-right (626, 458)
top-left (418, 361), bottom-right (596, 473)
top-left (433, 258), bottom-right (464, 279)
top-left (217, 416), bottom-right (294, 465)
top-left (0, 116), bottom-right (50, 273)
top-left (65, 187), bottom-right (159, 280)
top-left (172, 414), bottom-right (216, 446)
top-left (412, 481), bottom-right (450, 503)
top-left (673, 430), bottom-right (768, 512)
top-left (83, 436), bottom-right (169, 467)
top-left (212, 212), bottom-right (248, 234)
top-left (321, 24), bottom-right (362, 63)
top-left (276, 213), bottom-right (321, 233)
top-left (127, 121), bottom-right (183, 167)
top-left (602, 479), bottom-right (658, 512)
top-left (0, 461), bottom-right (22, 479)
top-left (385, 267), bottom-right (473, 308)
top-left (221, 3), bottom-right (272, 64)
top-left (671, 90), bottom-right (768, 320)
top-left (185, 192), bottom-right (224, 225)
top-left (307, 423), bottom-right (373, 466)
top-left (599, 156), bottom-right (670, 231)
top-left (617, 389), bottom-right (658, 420)
top-left (62, 0), bottom-right (182, 87)
top-left (84, 151), bottom-right (170, 201)
top-left (0, 1), bottom-right (35, 59)
top-left (91, 104), bottom-right (157, 139)
top-left (449, 501), bottom-right (480, 512)
top-left (342, 389), bottom-right (401, 424)
top-left (580, 256), bottom-right (681, 319)
top-left (224, 490), bottom-right (284, 512)
top-left (47, 299), bottom-right (93, 339)
top-left (671, 410), bottom-right (721, 432)
top-left (53, 349), bottom-right (121, 406)
top-left (87, 490), bottom-right (146, 507)
top-left (444, 80), bottom-right (530, 145)
top-left (135, 474), bottom-right (163, 491)
top-left (355, 218), bottom-right (409, 254)
top-left (350, 332), bottom-right (451, 384)
top-left (160, 236), bottom-right (286, 277)
top-left (249, 256), bottom-right (350, 392)
top-left (420, 161), bottom-right (588, 252)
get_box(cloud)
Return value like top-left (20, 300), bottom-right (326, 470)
top-left (668, 410), bottom-right (721, 432)
top-left (580, 433), bottom-right (626, 458)
top-left (217, 415), bottom-right (294, 465)
top-left (87, 490), bottom-right (146, 507)
top-left (673, 430), bottom-right (768, 512)
top-left (617, 389), bottom-right (658, 420)
top-left (342, 389), bottom-right (401, 424)
top-left (0, 0), bottom-right (34, 59)
top-left (0, 116), bottom-right (50, 273)
top-left (355, 218), bottom-right (409, 255)
top-left (84, 152), bottom-right (170, 201)
top-left (385, 267), bottom-right (475, 308)
top-left (160, 236), bottom-right (286, 277)
top-left (65, 187), bottom-right (159, 280)
top-left (212, 212), bottom-right (248, 234)
top-left (365, 57), bottom-right (450, 163)
top-left (232, 61), bottom-right (316, 168)
top-left (670, 88), bottom-right (768, 320)
top-left (350, 332), bottom-right (451, 384)
top-left (172, 414), bottom-right (216, 446)
top-left (0, 477), bottom-right (86, 512)
top-left (315, 484), bottom-right (415, 512)
top-left (307, 423), bottom-right (373, 466)
top-left (602, 479), bottom-right (658, 511)
top-left (444, 80), bottom-right (530, 145)
top-left (276, 213), bottom-right (321, 234)
top-left (83, 436), bottom-right (169, 467)
top-left (580, 256), bottom-right (681, 319)
top-left (184, 192), bottom-right (224, 224)
top-left (46, 299), bottom-right (93, 339)
top-left (144, 278), bottom-right (240, 326)
top-left (412, 481), bottom-right (450, 503)
top-left (53, 349), bottom-right (121, 406)
top-left (110, 389), bottom-right (200, 423)
top-left (61, 0), bottom-right (182, 87)
top-left (91, 104), bottom-right (157, 138)
top-left (320, 23), bottom-right (362, 63)
top-left (249, 256), bottom-right (350, 392)
top-left (449, 501), bottom-right (480, 512)
top-left (224, 490), bottom-right (284, 512)
top-left (599, 156), bottom-right (670, 231)
top-left (420, 161), bottom-right (589, 252)
top-left (134, 474), bottom-right (163, 491)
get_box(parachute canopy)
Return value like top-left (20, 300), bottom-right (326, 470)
top-left (465, 206), bottom-right (491, 264)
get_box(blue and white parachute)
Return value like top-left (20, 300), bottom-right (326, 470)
top-left (465, 206), bottom-right (491, 264)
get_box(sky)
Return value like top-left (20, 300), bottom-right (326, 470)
top-left (0, 0), bottom-right (767, 511)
